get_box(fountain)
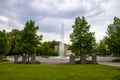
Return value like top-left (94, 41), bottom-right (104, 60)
top-left (59, 23), bottom-right (64, 57)
top-left (59, 41), bottom-right (64, 57)
top-left (49, 23), bottom-right (69, 60)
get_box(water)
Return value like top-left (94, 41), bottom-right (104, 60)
top-left (59, 42), bottom-right (64, 57)
top-left (49, 42), bottom-right (69, 60)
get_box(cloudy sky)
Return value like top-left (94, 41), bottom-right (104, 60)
top-left (0, 0), bottom-right (120, 44)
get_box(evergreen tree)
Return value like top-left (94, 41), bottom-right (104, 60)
top-left (96, 39), bottom-right (109, 56)
top-left (14, 20), bottom-right (42, 63)
top-left (70, 16), bottom-right (95, 63)
top-left (7, 29), bottom-right (20, 55)
top-left (0, 30), bottom-right (10, 60)
top-left (105, 16), bottom-right (120, 56)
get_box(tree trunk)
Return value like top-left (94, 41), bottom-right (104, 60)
top-left (28, 54), bottom-right (29, 62)
top-left (22, 53), bottom-right (26, 64)
top-left (26, 51), bottom-right (29, 62)
top-left (80, 48), bottom-right (86, 64)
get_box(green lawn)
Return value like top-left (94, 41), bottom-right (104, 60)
top-left (0, 62), bottom-right (120, 80)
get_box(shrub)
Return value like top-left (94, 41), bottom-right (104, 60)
top-left (0, 56), bottom-right (8, 62)
top-left (0, 59), bottom-right (8, 62)
top-left (17, 61), bottom-right (41, 64)
top-left (35, 61), bottom-right (40, 64)
top-left (75, 60), bottom-right (93, 64)
top-left (112, 58), bottom-right (120, 62)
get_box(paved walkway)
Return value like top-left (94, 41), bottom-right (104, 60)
top-left (7, 56), bottom-right (69, 64)
top-left (38, 58), bottom-right (69, 64)
top-left (7, 56), bottom-right (120, 67)
top-left (97, 56), bottom-right (120, 67)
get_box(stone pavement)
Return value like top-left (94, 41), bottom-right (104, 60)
top-left (38, 58), bottom-right (69, 64)
top-left (97, 56), bottom-right (120, 67)
top-left (7, 56), bottom-right (120, 67)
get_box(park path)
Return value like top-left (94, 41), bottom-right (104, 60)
top-left (7, 56), bottom-right (120, 67)
top-left (38, 57), bottom-right (69, 64)
top-left (97, 56), bottom-right (120, 67)
top-left (7, 56), bottom-right (69, 64)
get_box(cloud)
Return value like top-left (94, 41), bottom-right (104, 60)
top-left (0, 16), bottom-right (9, 21)
top-left (0, 0), bottom-right (120, 44)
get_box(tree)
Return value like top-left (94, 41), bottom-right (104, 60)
top-left (6, 29), bottom-right (20, 63)
top-left (36, 46), bottom-right (43, 56)
top-left (7, 29), bottom-right (20, 55)
top-left (0, 30), bottom-right (10, 60)
top-left (41, 42), bottom-right (50, 56)
top-left (47, 40), bottom-right (59, 49)
top-left (96, 39), bottom-right (109, 56)
top-left (40, 41), bottom-right (58, 56)
top-left (105, 16), bottom-right (120, 56)
top-left (69, 16), bottom-right (95, 64)
top-left (15, 20), bottom-right (42, 63)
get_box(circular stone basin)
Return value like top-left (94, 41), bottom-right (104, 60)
top-left (39, 56), bottom-right (69, 64)
top-left (49, 56), bottom-right (69, 59)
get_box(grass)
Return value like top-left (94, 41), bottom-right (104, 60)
top-left (0, 62), bottom-right (120, 80)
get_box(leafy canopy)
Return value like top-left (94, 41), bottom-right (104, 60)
top-left (105, 16), bottom-right (120, 55)
top-left (70, 16), bottom-right (95, 55)
top-left (14, 20), bottom-right (42, 55)
top-left (0, 30), bottom-right (10, 55)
